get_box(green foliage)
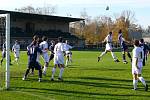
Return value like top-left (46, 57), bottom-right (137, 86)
top-left (0, 51), bottom-right (150, 100)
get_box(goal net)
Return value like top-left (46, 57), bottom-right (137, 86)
top-left (0, 14), bottom-right (10, 90)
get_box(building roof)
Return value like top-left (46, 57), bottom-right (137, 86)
top-left (0, 10), bottom-right (84, 22)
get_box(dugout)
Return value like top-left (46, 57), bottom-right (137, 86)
top-left (0, 10), bottom-right (84, 49)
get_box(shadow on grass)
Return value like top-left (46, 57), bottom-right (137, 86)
top-left (10, 86), bottom-right (150, 100)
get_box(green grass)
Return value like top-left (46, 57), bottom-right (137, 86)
top-left (0, 51), bottom-right (150, 100)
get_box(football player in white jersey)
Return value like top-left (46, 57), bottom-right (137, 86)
top-left (63, 40), bottom-right (73, 67)
top-left (39, 36), bottom-right (49, 75)
top-left (98, 31), bottom-right (119, 62)
top-left (132, 40), bottom-right (148, 91)
top-left (12, 40), bottom-right (20, 64)
top-left (51, 37), bottom-right (65, 81)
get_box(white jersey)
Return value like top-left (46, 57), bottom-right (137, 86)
top-left (39, 41), bottom-right (49, 62)
top-left (54, 42), bottom-right (65, 64)
top-left (54, 42), bottom-right (64, 56)
top-left (104, 34), bottom-right (113, 50)
top-left (63, 43), bottom-right (72, 51)
top-left (12, 44), bottom-right (20, 52)
top-left (105, 34), bottom-right (112, 44)
top-left (132, 47), bottom-right (144, 68)
top-left (39, 41), bottom-right (49, 53)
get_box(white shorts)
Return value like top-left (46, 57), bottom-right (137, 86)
top-left (65, 51), bottom-right (72, 56)
top-left (106, 43), bottom-right (112, 51)
top-left (14, 51), bottom-right (19, 58)
top-left (42, 53), bottom-right (49, 63)
top-left (132, 62), bottom-right (143, 74)
top-left (54, 55), bottom-right (64, 65)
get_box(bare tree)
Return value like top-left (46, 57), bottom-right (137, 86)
top-left (15, 5), bottom-right (57, 15)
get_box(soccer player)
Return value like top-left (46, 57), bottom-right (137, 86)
top-left (132, 40), bottom-right (148, 91)
top-left (98, 31), bottom-right (119, 62)
top-left (139, 39), bottom-right (150, 66)
top-left (49, 40), bottom-right (55, 62)
top-left (118, 30), bottom-right (132, 64)
top-left (63, 40), bottom-right (73, 67)
top-left (12, 40), bottom-right (20, 64)
top-left (39, 36), bottom-right (49, 75)
top-left (50, 37), bottom-right (65, 81)
top-left (22, 40), bottom-right (42, 82)
top-left (0, 42), bottom-right (12, 65)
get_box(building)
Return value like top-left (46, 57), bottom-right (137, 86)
top-left (0, 10), bottom-right (84, 49)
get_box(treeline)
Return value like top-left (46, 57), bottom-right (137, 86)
top-left (70, 10), bottom-right (144, 44)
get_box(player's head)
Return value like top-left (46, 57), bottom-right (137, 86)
top-left (42, 36), bottom-right (48, 41)
top-left (140, 39), bottom-right (144, 43)
top-left (33, 35), bottom-right (39, 41)
top-left (51, 40), bottom-right (55, 45)
top-left (15, 40), bottom-right (18, 44)
top-left (134, 40), bottom-right (139, 47)
top-left (58, 37), bottom-right (63, 42)
top-left (65, 40), bottom-right (68, 44)
top-left (118, 29), bottom-right (122, 34)
top-left (109, 31), bottom-right (112, 35)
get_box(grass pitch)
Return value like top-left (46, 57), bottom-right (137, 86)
top-left (0, 51), bottom-right (150, 100)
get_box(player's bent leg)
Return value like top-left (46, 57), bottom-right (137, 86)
top-left (138, 74), bottom-right (148, 91)
top-left (110, 51), bottom-right (119, 62)
top-left (22, 68), bottom-right (30, 80)
top-left (98, 50), bottom-right (107, 62)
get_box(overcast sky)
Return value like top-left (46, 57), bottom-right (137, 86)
top-left (0, 0), bottom-right (150, 28)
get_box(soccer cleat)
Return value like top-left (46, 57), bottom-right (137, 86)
top-left (58, 77), bottom-right (63, 81)
top-left (123, 61), bottom-right (128, 64)
top-left (50, 78), bottom-right (54, 81)
top-left (22, 77), bottom-right (26, 81)
top-left (132, 88), bottom-right (137, 91)
top-left (98, 57), bottom-right (101, 62)
top-left (145, 84), bottom-right (148, 91)
top-left (114, 59), bottom-right (120, 62)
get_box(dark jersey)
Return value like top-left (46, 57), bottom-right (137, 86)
top-left (27, 44), bottom-right (42, 62)
top-left (49, 44), bottom-right (55, 54)
top-left (139, 43), bottom-right (150, 54)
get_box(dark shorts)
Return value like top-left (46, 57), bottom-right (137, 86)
top-left (120, 44), bottom-right (128, 52)
top-left (49, 54), bottom-right (54, 61)
top-left (28, 61), bottom-right (41, 70)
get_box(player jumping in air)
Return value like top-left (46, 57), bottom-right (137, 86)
top-left (118, 30), bottom-right (132, 64)
top-left (132, 40), bottom-right (148, 91)
top-left (98, 31), bottom-right (120, 62)
top-left (50, 37), bottom-right (65, 81)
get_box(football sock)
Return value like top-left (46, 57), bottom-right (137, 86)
top-left (139, 77), bottom-right (146, 86)
top-left (122, 54), bottom-right (126, 61)
top-left (39, 69), bottom-right (42, 78)
top-left (59, 68), bottom-right (64, 78)
top-left (51, 67), bottom-right (56, 79)
top-left (111, 52), bottom-right (117, 60)
top-left (99, 51), bottom-right (106, 58)
top-left (133, 79), bottom-right (138, 89)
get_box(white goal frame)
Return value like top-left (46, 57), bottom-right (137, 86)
top-left (0, 14), bottom-right (10, 89)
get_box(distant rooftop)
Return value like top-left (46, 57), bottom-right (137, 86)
top-left (0, 10), bottom-right (84, 22)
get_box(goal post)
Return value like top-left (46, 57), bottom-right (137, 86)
top-left (0, 14), bottom-right (10, 90)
